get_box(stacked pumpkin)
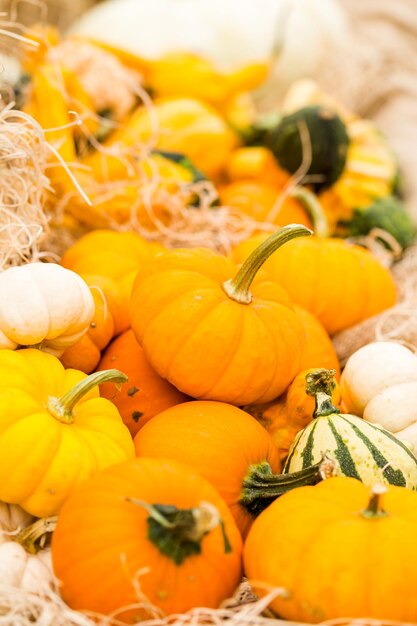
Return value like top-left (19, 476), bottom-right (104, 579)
top-left (1, 24), bottom-right (417, 626)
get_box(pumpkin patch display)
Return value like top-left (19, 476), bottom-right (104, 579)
top-left (284, 369), bottom-right (417, 489)
top-left (0, 349), bottom-right (134, 517)
top-left (131, 224), bottom-right (310, 405)
top-left (52, 457), bottom-right (243, 619)
top-left (98, 329), bottom-right (189, 436)
top-left (244, 477), bottom-right (417, 622)
top-left (2, 24), bottom-right (417, 626)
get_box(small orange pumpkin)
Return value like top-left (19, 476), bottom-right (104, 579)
top-left (98, 329), bottom-right (189, 436)
top-left (60, 281), bottom-right (115, 373)
top-left (233, 233), bottom-right (397, 335)
top-left (61, 230), bottom-right (164, 335)
top-left (134, 400), bottom-right (327, 536)
top-left (52, 457), bottom-right (243, 620)
top-left (246, 368), bottom-right (341, 462)
top-left (130, 225), bottom-right (310, 405)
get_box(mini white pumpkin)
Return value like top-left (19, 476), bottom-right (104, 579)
top-left (0, 543), bottom-right (53, 594)
top-left (341, 342), bottom-right (417, 452)
top-left (0, 263), bottom-right (94, 356)
top-left (0, 508), bottom-right (55, 594)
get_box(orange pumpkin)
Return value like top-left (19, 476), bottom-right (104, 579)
top-left (61, 230), bottom-right (164, 335)
top-left (233, 233), bottom-right (397, 335)
top-left (52, 457), bottom-right (243, 620)
top-left (246, 368), bottom-right (341, 462)
top-left (130, 225), bottom-right (310, 405)
top-left (134, 400), bottom-right (327, 536)
top-left (294, 305), bottom-right (340, 377)
top-left (98, 329), bottom-right (189, 436)
top-left (60, 281), bottom-right (115, 373)
top-left (244, 477), bottom-right (417, 622)
top-left (219, 180), bottom-right (313, 229)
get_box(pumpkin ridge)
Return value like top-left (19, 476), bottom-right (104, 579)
top-left (15, 415), bottom-right (63, 503)
top-left (196, 304), bottom-right (244, 399)
top-left (339, 416), bottom-right (408, 486)
top-left (142, 287), bottom-right (223, 379)
top-left (164, 294), bottom-right (231, 389)
top-left (248, 305), bottom-right (283, 402)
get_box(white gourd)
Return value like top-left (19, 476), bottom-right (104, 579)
top-left (0, 263), bottom-right (94, 356)
top-left (71, 0), bottom-right (347, 84)
top-left (0, 505), bottom-right (54, 593)
top-left (340, 342), bottom-right (417, 416)
top-left (0, 543), bottom-right (53, 593)
top-left (341, 342), bottom-right (417, 454)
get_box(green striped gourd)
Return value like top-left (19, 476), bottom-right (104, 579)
top-left (283, 369), bottom-right (417, 489)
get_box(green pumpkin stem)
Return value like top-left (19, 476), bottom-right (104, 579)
top-left (126, 498), bottom-right (230, 565)
top-left (16, 516), bottom-right (57, 554)
top-left (47, 369), bottom-right (128, 424)
top-left (240, 456), bottom-right (337, 517)
top-left (223, 224), bottom-right (312, 304)
top-left (362, 484), bottom-right (389, 519)
top-left (305, 369), bottom-right (340, 418)
top-left (290, 187), bottom-right (330, 238)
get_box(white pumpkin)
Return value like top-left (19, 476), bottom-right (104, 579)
top-left (341, 342), bottom-right (417, 452)
top-left (0, 543), bottom-right (53, 594)
top-left (0, 263), bottom-right (94, 356)
top-left (71, 0), bottom-right (347, 84)
top-left (0, 507), bottom-right (55, 594)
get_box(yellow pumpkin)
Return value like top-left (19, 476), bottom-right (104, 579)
top-left (83, 97), bottom-right (238, 180)
top-left (0, 349), bottom-right (134, 517)
top-left (244, 477), bottom-right (417, 622)
top-left (233, 233), bottom-right (397, 335)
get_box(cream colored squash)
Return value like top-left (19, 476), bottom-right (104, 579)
top-left (340, 342), bottom-right (417, 416)
top-left (0, 263), bottom-right (94, 356)
top-left (0, 508), bottom-right (54, 593)
top-left (364, 382), bottom-right (417, 452)
top-left (0, 543), bottom-right (53, 593)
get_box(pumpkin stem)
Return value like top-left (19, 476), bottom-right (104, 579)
top-left (290, 187), bottom-right (330, 238)
top-left (240, 456), bottom-right (337, 517)
top-left (16, 516), bottom-right (57, 554)
top-left (126, 498), bottom-right (231, 565)
top-left (46, 369), bottom-right (128, 424)
top-left (362, 484), bottom-right (389, 519)
top-left (222, 224), bottom-right (312, 304)
top-left (305, 369), bottom-right (340, 418)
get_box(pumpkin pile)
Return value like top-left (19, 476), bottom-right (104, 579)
top-left (0, 19), bottom-right (417, 626)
